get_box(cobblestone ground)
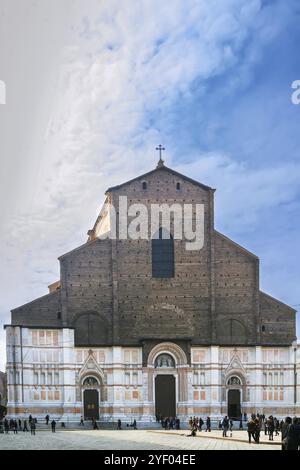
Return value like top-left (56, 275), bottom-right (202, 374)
top-left (0, 429), bottom-right (281, 450)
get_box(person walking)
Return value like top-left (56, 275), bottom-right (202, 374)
top-left (30, 420), bottom-right (36, 436)
top-left (13, 420), bottom-right (18, 434)
top-left (23, 420), bottom-right (29, 432)
top-left (222, 416), bottom-right (229, 437)
top-left (267, 416), bottom-right (274, 441)
top-left (285, 417), bottom-right (300, 451)
top-left (247, 415), bottom-right (257, 444)
top-left (281, 417), bottom-right (292, 450)
top-left (51, 420), bottom-right (56, 433)
top-left (205, 416), bottom-right (211, 432)
top-left (117, 419), bottom-right (122, 430)
top-left (80, 416), bottom-right (84, 426)
top-left (4, 418), bottom-right (9, 434)
top-left (45, 414), bottom-right (50, 425)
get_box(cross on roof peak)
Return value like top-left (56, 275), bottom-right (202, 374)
top-left (156, 144), bottom-right (165, 168)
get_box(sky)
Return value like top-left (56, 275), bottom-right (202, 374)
top-left (0, 0), bottom-right (299, 371)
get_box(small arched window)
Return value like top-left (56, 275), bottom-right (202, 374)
top-left (142, 181), bottom-right (147, 190)
top-left (176, 182), bottom-right (181, 190)
top-left (152, 228), bottom-right (174, 278)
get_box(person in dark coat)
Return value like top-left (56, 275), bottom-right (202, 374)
top-left (51, 420), bottom-right (56, 433)
top-left (247, 415), bottom-right (257, 444)
top-left (23, 420), bottom-right (29, 432)
top-left (30, 420), bottom-right (36, 435)
top-left (205, 416), bottom-right (211, 432)
top-left (285, 417), bottom-right (300, 451)
top-left (222, 416), bottom-right (229, 437)
top-left (117, 419), bottom-right (122, 430)
top-left (281, 417), bottom-right (292, 451)
top-left (13, 420), bottom-right (18, 434)
top-left (4, 418), bottom-right (9, 434)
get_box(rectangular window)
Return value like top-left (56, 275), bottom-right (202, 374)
top-left (280, 373), bottom-right (284, 386)
top-left (53, 331), bottom-right (59, 346)
top-left (39, 331), bottom-right (45, 345)
top-left (46, 331), bottom-right (52, 346)
top-left (47, 373), bottom-right (53, 385)
top-left (53, 350), bottom-right (59, 362)
top-left (200, 372), bottom-right (205, 386)
top-left (200, 390), bottom-right (206, 401)
top-left (32, 331), bottom-right (38, 345)
top-left (132, 373), bottom-right (138, 385)
top-left (48, 391), bottom-right (53, 401)
top-left (125, 391), bottom-right (131, 401)
top-left (34, 392), bottom-right (40, 400)
top-left (124, 351), bottom-right (131, 363)
top-left (193, 391), bottom-right (199, 401)
top-left (41, 390), bottom-right (46, 400)
top-left (132, 351), bottom-right (139, 363)
top-left (54, 391), bottom-right (60, 401)
top-left (263, 373), bottom-right (267, 386)
top-left (125, 373), bottom-right (130, 386)
top-left (33, 350), bottom-right (39, 362)
top-left (54, 373), bottom-right (59, 385)
top-left (46, 351), bottom-right (52, 362)
top-left (132, 390), bottom-right (139, 400)
top-left (33, 372), bottom-right (39, 385)
top-left (40, 372), bottom-right (46, 384)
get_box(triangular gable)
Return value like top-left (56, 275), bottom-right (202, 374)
top-left (105, 164), bottom-right (215, 193)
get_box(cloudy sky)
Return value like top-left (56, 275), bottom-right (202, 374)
top-left (0, 0), bottom-right (299, 370)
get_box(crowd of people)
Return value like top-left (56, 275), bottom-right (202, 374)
top-left (156, 416), bottom-right (181, 430)
top-left (1, 411), bottom-right (299, 449)
top-left (186, 413), bottom-right (300, 450)
top-left (0, 414), bottom-right (59, 435)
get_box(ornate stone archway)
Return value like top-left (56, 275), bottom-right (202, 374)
top-left (146, 342), bottom-right (189, 419)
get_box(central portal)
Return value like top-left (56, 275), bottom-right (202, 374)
top-left (155, 375), bottom-right (176, 418)
top-left (83, 389), bottom-right (99, 420)
top-left (227, 389), bottom-right (241, 419)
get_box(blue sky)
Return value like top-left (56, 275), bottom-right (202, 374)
top-left (0, 0), bottom-right (299, 369)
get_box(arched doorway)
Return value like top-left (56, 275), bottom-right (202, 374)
top-left (154, 353), bottom-right (176, 418)
top-left (227, 376), bottom-right (242, 419)
top-left (82, 376), bottom-right (100, 420)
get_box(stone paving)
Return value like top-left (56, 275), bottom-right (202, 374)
top-left (0, 429), bottom-right (281, 450)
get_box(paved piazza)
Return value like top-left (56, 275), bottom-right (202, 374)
top-left (0, 429), bottom-right (281, 450)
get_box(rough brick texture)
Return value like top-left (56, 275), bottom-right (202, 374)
top-left (10, 165), bottom-right (296, 347)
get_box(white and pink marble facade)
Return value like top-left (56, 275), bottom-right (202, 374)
top-left (5, 326), bottom-right (300, 420)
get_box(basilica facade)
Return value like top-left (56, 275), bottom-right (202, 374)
top-left (5, 160), bottom-right (300, 421)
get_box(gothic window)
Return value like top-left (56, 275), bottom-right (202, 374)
top-left (152, 228), bottom-right (174, 278)
top-left (155, 353), bottom-right (175, 368)
top-left (176, 182), bottom-right (181, 190)
top-left (227, 376), bottom-right (242, 386)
